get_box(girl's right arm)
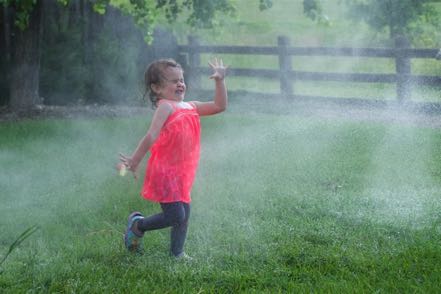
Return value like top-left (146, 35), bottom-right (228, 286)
top-left (193, 58), bottom-right (228, 116)
top-left (120, 102), bottom-right (172, 174)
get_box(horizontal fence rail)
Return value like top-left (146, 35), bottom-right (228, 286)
top-left (177, 35), bottom-right (441, 108)
top-left (179, 45), bottom-right (440, 58)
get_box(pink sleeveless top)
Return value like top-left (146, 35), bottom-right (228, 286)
top-left (142, 100), bottom-right (201, 203)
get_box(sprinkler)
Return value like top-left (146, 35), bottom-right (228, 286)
top-left (436, 49), bottom-right (441, 60)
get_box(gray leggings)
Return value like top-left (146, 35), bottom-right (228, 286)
top-left (137, 202), bottom-right (190, 257)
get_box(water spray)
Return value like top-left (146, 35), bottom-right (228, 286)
top-left (436, 48), bottom-right (441, 60)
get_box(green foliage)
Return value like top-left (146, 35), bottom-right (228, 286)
top-left (93, 2), bottom-right (107, 15)
top-left (1, 0), bottom-right (37, 30)
top-left (300, 0), bottom-right (440, 42)
top-left (103, 0), bottom-right (237, 42)
top-left (301, 0), bottom-right (330, 25)
top-left (3, 0), bottom-right (239, 42)
top-left (184, 0), bottom-right (235, 28)
top-left (108, 0), bottom-right (160, 44)
top-left (259, 0), bottom-right (273, 10)
top-left (408, 2), bottom-right (441, 47)
top-left (344, 0), bottom-right (441, 40)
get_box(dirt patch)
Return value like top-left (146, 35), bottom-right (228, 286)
top-left (2, 102), bottom-right (441, 129)
top-left (0, 105), bottom-right (150, 122)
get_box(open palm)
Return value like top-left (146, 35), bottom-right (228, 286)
top-left (209, 58), bottom-right (227, 80)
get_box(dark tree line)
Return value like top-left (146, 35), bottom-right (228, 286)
top-left (0, 0), bottom-right (239, 110)
top-left (0, 1), bottom-right (167, 108)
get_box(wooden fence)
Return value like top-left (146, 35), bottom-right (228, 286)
top-left (177, 35), bottom-right (441, 109)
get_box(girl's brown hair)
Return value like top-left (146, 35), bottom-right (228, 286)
top-left (144, 58), bottom-right (183, 108)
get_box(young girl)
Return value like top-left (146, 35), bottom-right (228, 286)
top-left (119, 58), bottom-right (227, 258)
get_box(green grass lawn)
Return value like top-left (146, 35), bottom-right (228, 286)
top-left (1, 108), bottom-right (441, 292)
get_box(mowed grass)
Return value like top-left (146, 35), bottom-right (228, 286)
top-left (1, 107), bottom-right (441, 292)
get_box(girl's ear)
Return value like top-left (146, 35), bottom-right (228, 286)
top-left (151, 83), bottom-right (161, 95)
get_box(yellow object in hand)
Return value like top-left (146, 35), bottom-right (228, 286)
top-left (119, 164), bottom-right (127, 177)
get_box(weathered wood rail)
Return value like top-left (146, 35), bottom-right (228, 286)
top-left (177, 35), bottom-right (441, 109)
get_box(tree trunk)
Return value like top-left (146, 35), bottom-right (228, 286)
top-left (2, 6), bottom-right (12, 62)
top-left (9, 1), bottom-right (43, 110)
top-left (1, 7), bottom-right (12, 105)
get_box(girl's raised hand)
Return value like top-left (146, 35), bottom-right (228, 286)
top-left (208, 58), bottom-right (227, 81)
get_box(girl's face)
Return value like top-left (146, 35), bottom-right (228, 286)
top-left (153, 67), bottom-right (186, 102)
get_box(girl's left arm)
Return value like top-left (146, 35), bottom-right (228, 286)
top-left (193, 58), bottom-right (228, 116)
top-left (119, 102), bottom-right (172, 176)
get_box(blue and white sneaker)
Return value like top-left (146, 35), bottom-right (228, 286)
top-left (124, 211), bottom-right (144, 253)
top-left (174, 252), bottom-right (193, 261)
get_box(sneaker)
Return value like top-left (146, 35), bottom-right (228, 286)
top-left (124, 211), bottom-right (144, 253)
top-left (174, 252), bottom-right (193, 261)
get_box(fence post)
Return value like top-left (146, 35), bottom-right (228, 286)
top-left (395, 36), bottom-right (411, 102)
top-left (277, 36), bottom-right (293, 98)
top-left (188, 35), bottom-right (201, 91)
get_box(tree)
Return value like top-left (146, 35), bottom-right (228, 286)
top-left (1, 0), bottom-right (240, 110)
top-left (303, 0), bottom-right (441, 44)
top-left (1, 0), bottom-right (43, 109)
top-left (344, 0), bottom-right (440, 42)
